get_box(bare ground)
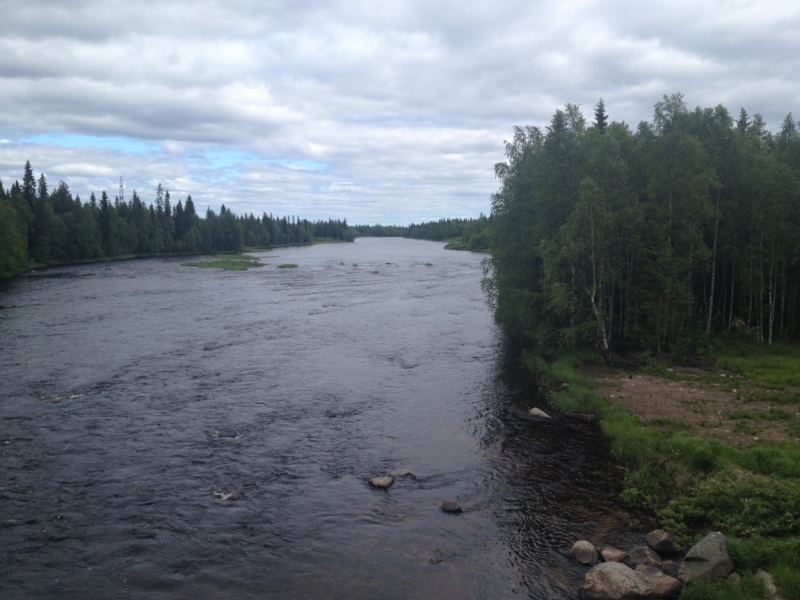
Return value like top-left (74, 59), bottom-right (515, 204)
top-left (583, 367), bottom-right (800, 446)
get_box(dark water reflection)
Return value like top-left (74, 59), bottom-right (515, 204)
top-left (0, 238), bottom-right (638, 599)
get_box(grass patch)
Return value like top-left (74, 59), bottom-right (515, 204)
top-left (717, 343), bottom-right (800, 389)
top-left (679, 573), bottom-right (768, 600)
top-left (525, 347), bottom-right (800, 599)
top-left (277, 263), bottom-right (298, 269)
top-left (182, 254), bottom-right (263, 271)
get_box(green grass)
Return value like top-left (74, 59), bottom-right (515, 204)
top-left (277, 263), bottom-right (298, 269)
top-left (680, 573), bottom-right (768, 600)
top-left (524, 348), bottom-right (800, 599)
top-left (182, 254), bottom-right (263, 270)
top-left (716, 343), bottom-right (800, 389)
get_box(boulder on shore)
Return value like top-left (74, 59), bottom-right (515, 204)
top-left (627, 545), bottom-right (663, 569)
top-left (646, 529), bottom-right (677, 554)
top-left (579, 562), bottom-right (653, 600)
top-left (677, 532), bottom-right (733, 584)
top-left (754, 569), bottom-right (781, 599)
top-left (369, 476), bottom-right (393, 489)
top-left (570, 540), bottom-right (599, 565)
top-left (636, 565), bottom-right (682, 599)
top-left (441, 500), bottom-right (462, 513)
top-left (600, 546), bottom-right (629, 563)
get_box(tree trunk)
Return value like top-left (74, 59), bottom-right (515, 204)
top-left (706, 189), bottom-right (720, 335)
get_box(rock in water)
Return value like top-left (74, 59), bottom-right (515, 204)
top-left (369, 476), bottom-right (393, 489)
top-left (600, 546), bottom-right (629, 563)
top-left (646, 529), bottom-right (678, 554)
top-left (528, 407), bottom-right (551, 418)
top-left (579, 562), bottom-right (654, 600)
top-left (678, 532), bottom-right (733, 584)
top-left (570, 541), bottom-right (599, 565)
top-left (636, 565), bottom-right (683, 599)
top-left (441, 500), bottom-right (462, 513)
top-left (627, 545), bottom-right (663, 569)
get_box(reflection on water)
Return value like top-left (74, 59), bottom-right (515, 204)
top-left (0, 238), bottom-right (637, 599)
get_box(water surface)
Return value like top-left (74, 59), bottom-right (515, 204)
top-left (0, 238), bottom-right (637, 598)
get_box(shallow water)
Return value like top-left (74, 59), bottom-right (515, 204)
top-left (0, 238), bottom-right (637, 599)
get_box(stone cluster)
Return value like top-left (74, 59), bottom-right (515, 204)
top-left (569, 530), bottom-right (763, 599)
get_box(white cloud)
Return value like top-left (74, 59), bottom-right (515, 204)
top-left (0, 0), bottom-right (798, 223)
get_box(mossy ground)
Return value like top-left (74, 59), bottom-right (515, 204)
top-left (182, 254), bottom-right (264, 270)
top-left (527, 346), bottom-right (800, 599)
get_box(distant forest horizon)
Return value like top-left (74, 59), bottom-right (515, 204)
top-left (0, 159), bottom-right (490, 279)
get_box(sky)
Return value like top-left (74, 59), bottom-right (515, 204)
top-left (0, 0), bottom-right (798, 225)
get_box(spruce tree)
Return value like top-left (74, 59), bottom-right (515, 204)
top-left (593, 98), bottom-right (608, 132)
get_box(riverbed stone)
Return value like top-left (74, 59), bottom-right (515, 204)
top-left (369, 476), bottom-right (393, 489)
top-left (441, 500), bottom-right (462, 513)
top-left (570, 540), bottom-right (599, 565)
top-left (528, 407), bottom-right (551, 418)
top-left (627, 545), bottom-right (663, 569)
top-left (636, 565), bottom-right (682, 598)
top-left (646, 529), bottom-right (677, 554)
top-left (600, 546), bottom-right (629, 563)
top-left (677, 532), bottom-right (733, 584)
top-left (579, 562), bottom-right (654, 600)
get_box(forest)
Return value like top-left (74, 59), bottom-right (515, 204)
top-left (0, 161), bottom-right (359, 279)
top-left (484, 94), bottom-right (800, 359)
top-left (0, 159), bottom-right (494, 280)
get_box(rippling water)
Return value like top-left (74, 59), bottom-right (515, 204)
top-left (0, 238), bottom-right (638, 599)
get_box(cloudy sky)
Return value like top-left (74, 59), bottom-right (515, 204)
top-left (1, 0), bottom-right (798, 224)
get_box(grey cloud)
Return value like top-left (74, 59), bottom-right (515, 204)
top-left (1, 0), bottom-right (798, 224)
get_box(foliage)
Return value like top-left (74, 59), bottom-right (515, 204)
top-left (353, 215), bottom-right (492, 251)
top-left (485, 95), bottom-right (800, 355)
top-left (532, 351), bottom-right (800, 598)
top-left (0, 162), bottom-right (358, 279)
top-left (277, 263), bottom-right (298, 268)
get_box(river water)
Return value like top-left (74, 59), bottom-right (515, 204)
top-left (0, 238), bottom-right (638, 599)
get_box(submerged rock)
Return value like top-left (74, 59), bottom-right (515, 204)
top-left (369, 476), bottom-right (393, 489)
top-left (441, 500), bottom-right (462, 513)
top-left (390, 470), bottom-right (414, 478)
top-left (579, 562), bottom-right (653, 600)
top-left (528, 407), bottom-right (551, 418)
top-left (570, 540), bottom-right (599, 565)
top-left (646, 529), bottom-right (677, 554)
top-left (565, 412), bottom-right (600, 423)
top-left (678, 532), bottom-right (733, 584)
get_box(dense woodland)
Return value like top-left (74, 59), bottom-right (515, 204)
top-left (0, 161), bottom-right (359, 279)
top-left (484, 94), bottom-right (800, 358)
top-left (0, 161), bottom-right (492, 280)
top-left (352, 215), bottom-right (489, 248)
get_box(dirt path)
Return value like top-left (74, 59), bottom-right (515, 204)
top-left (585, 368), bottom-right (800, 446)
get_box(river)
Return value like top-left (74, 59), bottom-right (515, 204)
top-left (0, 237), bottom-right (637, 599)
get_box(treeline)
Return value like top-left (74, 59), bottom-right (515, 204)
top-left (354, 216), bottom-right (490, 250)
top-left (485, 95), bottom-right (800, 358)
top-left (0, 161), bottom-right (355, 279)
